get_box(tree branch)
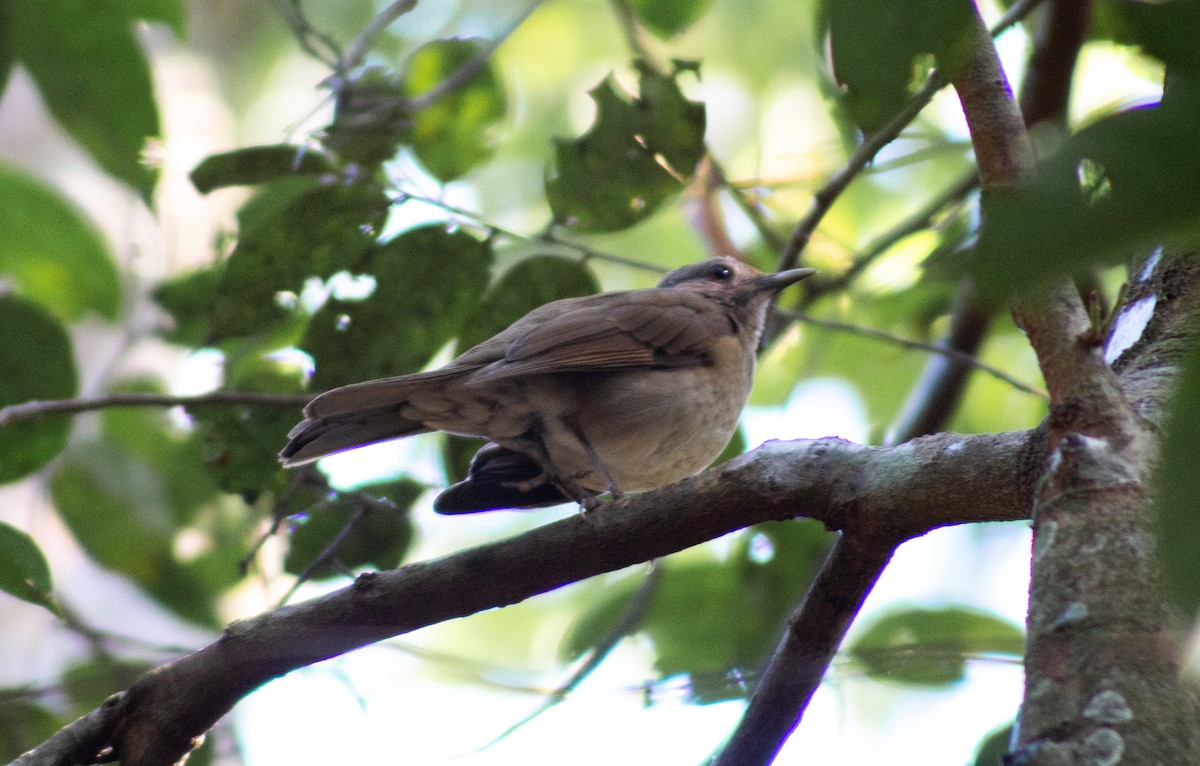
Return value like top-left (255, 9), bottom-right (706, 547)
top-left (0, 392), bottom-right (313, 429)
top-left (15, 429), bottom-right (1039, 766)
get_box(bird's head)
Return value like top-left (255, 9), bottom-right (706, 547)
top-left (658, 256), bottom-right (816, 308)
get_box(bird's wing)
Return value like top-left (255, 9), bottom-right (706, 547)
top-left (475, 290), bottom-right (731, 380)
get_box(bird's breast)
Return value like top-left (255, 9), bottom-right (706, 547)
top-left (562, 334), bottom-right (754, 490)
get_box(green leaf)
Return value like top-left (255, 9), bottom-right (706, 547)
top-left (1114, 0), bottom-right (1200, 72)
top-left (190, 357), bottom-right (307, 501)
top-left (564, 520), bottom-right (831, 702)
top-left (546, 59), bottom-right (705, 232)
top-left (283, 478), bottom-right (422, 579)
top-left (190, 144), bottom-right (336, 194)
top-left (400, 38), bottom-right (508, 182)
top-left (151, 266), bottom-right (221, 346)
top-left (0, 165), bottom-right (122, 322)
top-left (827, 0), bottom-right (975, 132)
top-left (442, 435), bottom-right (488, 484)
top-left (0, 521), bottom-right (58, 614)
top-left (9, 0), bottom-right (161, 200)
top-left (0, 295), bottom-right (78, 483)
top-left (100, 377), bottom-right (220, 525)
top-left (973, 91), bottom-right (1200, 299)
top-left (627, 0), bottom-right (712, 38)
top-left (972, 723), bottom-right (1014, 766)
top-left (323, 67), bottom-right (412, 169)
top-left (210, 179), bottom-right (389, 340)
top-left (303, 224), bottom-right (492, 389)
top-left (50, 441), bottom-right (224, 626)
top-left (0, 1), bottom-right (14, 97)
top-left (1157, 334), bottom-right (1200, 622)
top-left (848, 605), bottom-right (1025, 686)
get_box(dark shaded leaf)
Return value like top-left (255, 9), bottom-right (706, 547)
top-left (9, 0), bottom-right (160, 200)
top-left (0, 295), bottom-right (78, 483)
top-left (827, 0), bottom-right (975, 132)
top-left (0, 164), bottom-right (122, 322)
top-left (442, 435), bottom-right (488, 485)
top-left (546, 59), bottom-right (705, 232)
top-left (0, 521), bottom-right (58, 614)
top-left (190, 357), bottom-right (307, 501)
top-left (973, 723), bottom-right (1015, 766)
top-left (627, 0), bottom-right (712, 38)
top-left (284, 478), bottom-right (422, 579)
top-left (1114, 0), bottom-right (1200, 72)
top-left (459, 255), bottom-right (598, 350)
top-left (210, 179), bottom-right (389, 340)
top-left (190, 144), bottom-right (336, 194)
top-left (303, 224), bottom-right (492, 389)
top-left (848, 605), bottom-right (1024, 686)
top-left (401, 38), bottom-right (507, 182)
top-left (0, 699), bottom-right (63, 763)
top-left (323, 67), bottom-right (412, 169)
top-left (563, 520), bottom-right (831, 702)
top-left (973, 90), bottom-right (1200, 299)
top-left (152, 266), bottom-right (221, 346)
top-left (1156, 333), bottom-right (1200, 622)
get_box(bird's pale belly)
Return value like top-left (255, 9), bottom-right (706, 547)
top-left (539, 364), bottom-right (751, 492)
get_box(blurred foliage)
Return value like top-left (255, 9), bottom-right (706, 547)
top-left (847, 605), bottom-right (1025, 686)
top-left (0, 0), bottom-right (1199, 760)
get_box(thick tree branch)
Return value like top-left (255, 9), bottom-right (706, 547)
top-left (711, 532), bottom-right (896, 766)
top-left (16, 429), bottom-right (1038, 766)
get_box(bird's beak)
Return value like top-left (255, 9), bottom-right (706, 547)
top-left (754, 267), bottom-right (817, 293)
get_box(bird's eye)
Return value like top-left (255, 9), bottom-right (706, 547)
top-left (709, 264), bottom-right (733, 280)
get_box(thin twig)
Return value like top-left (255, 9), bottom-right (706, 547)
top-left (474, 563), bottom-right (663, 753)
top-left (0, 392), bottom-right (314, 429)
top-left (775, 0), bottom-right (1044, 274)
top-left (802, 170), bottom-right (979, 306)
top-left (272, 0), bottom-right (342, 66)
top-left (340, 0), bottom-right (418, 74)
top-left (783, 310), bottom-right (1047, 399)
top-left (404, 0), bottom-right (545, 112)
top-left (712, 533), bottom-right (898, 766)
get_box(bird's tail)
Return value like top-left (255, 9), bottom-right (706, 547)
top-left (279, 403), bottom-right (431, 466)
top-left (280, 375), bottom-right (442, 465)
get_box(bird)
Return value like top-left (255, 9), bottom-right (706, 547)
top-left (281, 256), bottom-right (815, 513)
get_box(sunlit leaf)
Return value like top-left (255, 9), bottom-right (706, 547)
top-left (0, 295), bottom-right (78, 483)
top-left (546, 59), bottom-right (705, 232)
top-left (9, 0), bottom-right (161, 200)
top-left (0, 165), bottom-right (122, 322)
top-left (190, 144), bottom-right (336, 194)
top-left (303, 224), bottom-right (492, 389)
top-left (0, 521), bottom-right (58, 614)
top-left (848, 605), bottom-right (1024, 686)
top-left (401, 38), bottom-right (507, 182)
